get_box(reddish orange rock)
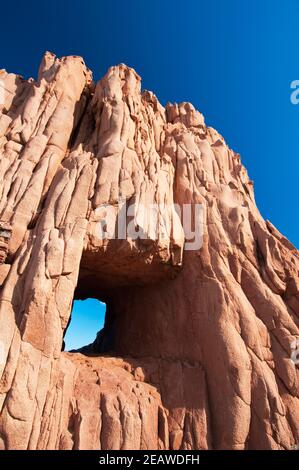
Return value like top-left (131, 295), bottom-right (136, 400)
top-left (0, 53), bottom-right (298, 450)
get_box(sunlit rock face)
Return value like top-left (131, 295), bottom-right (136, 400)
top-left (0, 53), bottom-right (298, 450)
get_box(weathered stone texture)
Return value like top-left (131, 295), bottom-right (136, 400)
top-left (0, 53), bottom-right (298, 450)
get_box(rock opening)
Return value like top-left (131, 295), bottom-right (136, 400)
top-left (63, 298), bottom-right (106, 352)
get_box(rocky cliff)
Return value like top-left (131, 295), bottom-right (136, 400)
top-left (0, 53), bottom-right (298, 450)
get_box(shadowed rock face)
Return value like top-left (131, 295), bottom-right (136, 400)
top-left (0, 52), bottom-right (298, 450)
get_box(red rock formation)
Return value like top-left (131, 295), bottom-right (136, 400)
top-left (0, 53), bottom-right (298, 450)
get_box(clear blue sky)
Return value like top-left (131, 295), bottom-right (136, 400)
top-left (1, 0), bottom-right (298, 349)
top-left (64, 299), bottom-right (106, 351)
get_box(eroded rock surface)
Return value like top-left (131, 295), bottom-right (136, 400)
top-left (0, 53), bottom-right (298, 450)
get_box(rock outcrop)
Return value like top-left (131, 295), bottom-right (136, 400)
top-left (0, 53), bottom-right (298, 450)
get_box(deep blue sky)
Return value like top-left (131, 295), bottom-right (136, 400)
top-left (1, 0), bottom-right (298, 348)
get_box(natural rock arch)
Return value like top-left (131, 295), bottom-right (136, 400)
top-left (0, 53), bottom-right (298, 449)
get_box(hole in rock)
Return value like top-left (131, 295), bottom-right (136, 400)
top-left (63, 298), bottom-right (106, 352)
